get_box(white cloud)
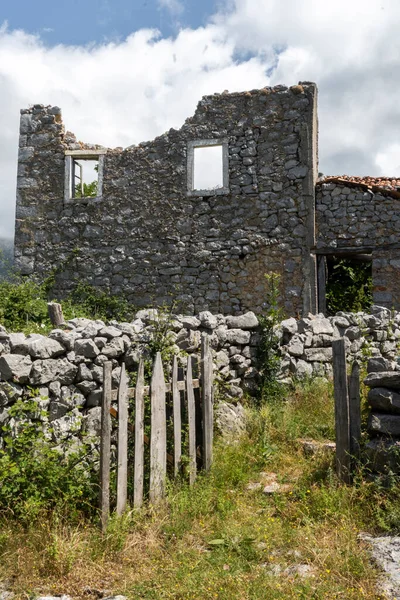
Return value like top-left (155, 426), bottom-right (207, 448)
top-left (1, 0), bottom-right (400, 239)
top-left (0, 24), bottom-right (267, 239)
top-left (216, 0), bottom-right (400, 176)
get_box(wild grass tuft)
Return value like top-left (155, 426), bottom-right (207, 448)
top-left (0, 379), bottom-right (397, 599)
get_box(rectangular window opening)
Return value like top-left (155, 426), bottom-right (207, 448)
top-left (193, 145), bottom-right (223, 192)
top-left (71, 158), bottom-right (99, 199)
top-left (187, 139), bottom-right (228, 196)
top-left (319, 254), bottom-right (373, 315)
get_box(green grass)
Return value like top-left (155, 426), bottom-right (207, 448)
top-left (0, 379), bottom-right (397, 599)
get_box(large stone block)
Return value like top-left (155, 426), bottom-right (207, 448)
top-left (226, 312), bottom-right (259, 330)
top-left (27, 336), bottom-right (65, 359)
top-left (0, 354), bottom-right (32, 383)
top-left (368, 413), bottom-right (400, 437)
top-left (304, 347), bottom-right (332, 362)
top-left (368, 388), bottom-right (400, 414)
top-left (29, 358), bottom-right (78, 385)
top-left (364, 372), bottom-right (400, 390)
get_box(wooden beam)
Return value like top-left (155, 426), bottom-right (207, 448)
top-left (187, 356), bottom-right (197, 486)
top-left (47, 302), bottom-right (65, 327)
top-left (172, 355), bottom-right (182, 478)
top-left (201, 334), bottom-right (213, 472)
top-left (317, 255), bottom-right (327, 316)
top-left (149, 352), bottom-right (167, 503)
top-left (111, 378), bottom-right (199, 401)
top-left (100, 361), bottom-right (112, 531)
top-left (116, 363), bottom-right (129, 516)
top-left (134, 359), bottom-right (145, 509)
top-left (332, 338), bottom-right (351, 484)
top-left (348, 360), bottom-right (361, 461)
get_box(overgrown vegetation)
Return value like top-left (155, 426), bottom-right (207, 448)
top-left (0, 379), bottom-right (397, 599)
top-left (257, 273), bottom-right (286, 405)
top-left (0, 276), bottom-right (135, 333)
top-left (326, 257), bottom-right (373, 314)
top-left (0, 395), bottom-right (98, 523)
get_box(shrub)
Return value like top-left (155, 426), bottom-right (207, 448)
top-left (0, 397), bottom-right (98, 521)
top-left (0, 276), bottom-right (49, 332)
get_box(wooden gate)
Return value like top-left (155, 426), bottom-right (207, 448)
top-left (99, 334), bottom-right (213, 530)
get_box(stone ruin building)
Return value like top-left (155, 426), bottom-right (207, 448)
top-left (14, 82), bottom-right (400, 316)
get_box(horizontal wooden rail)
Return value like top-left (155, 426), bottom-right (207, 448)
top-left (111, 378), bottom-right (200, 401)
top-left (109, 405), bottom-right (175, 466)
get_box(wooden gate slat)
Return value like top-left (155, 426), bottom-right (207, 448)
top-left (186, 356), bottom-right (197, 485)
top-left (134, 358), bottom-right (145, 508)
top-left (100, 361), bottom-right (112, 531)
top-left (172, 355), bottom-right (182, 478)
top-left (149, 352), bottom-right (167, 503)
top-left (201, 334), bottom-right (213, 472)
top-left (332, 338), bottom-right (351, 484)
top-left (348, 360), bottom-right (361, 461)
top-left (116, 363), bottom-right (129, 516)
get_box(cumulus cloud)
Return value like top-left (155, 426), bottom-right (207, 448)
top-left (0, 24), bottom-right (267, 239)
top-left (1, 0), bottom-right (400, 240)
top-left (216, 0), bottom-right (400, 177)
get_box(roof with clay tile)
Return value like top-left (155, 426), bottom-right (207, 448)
top-left (317, 175), bottom-right (400, 199)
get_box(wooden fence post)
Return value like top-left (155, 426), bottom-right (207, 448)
top-left (201, 334), bottom-right (213, 472)
top-left (47, 302), bottom-right (65, 327)
top-left (116, 363), bottom-right (129, 516)
top-left (186, 356), bottom-right (197, 485)
top-left (172, 355), bottom-right (182, 478)
top-left (100, 361), bottom-right (112, 531)
top-left (348, 360), bottom-right (361, 462)
top-left (134, 359), bottom-right (145, 508)
top-left (332, 338), bottom-right (351, 484)
top-left (149, 352), bottom-right (166, 503)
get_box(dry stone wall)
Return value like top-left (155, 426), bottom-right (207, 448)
top-left (14, 83), bottom-right (318, 316)
top-left (364, 360), bottom-right (400, 476)
top-left (277, 305), bottom-right (400, 381)
top-left (0, 310), bottom-right (261, 447)
top-left (1, 306), bottom-right (399, 447)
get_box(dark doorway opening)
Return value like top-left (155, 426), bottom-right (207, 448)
top-left (318, 254), bottom-right (373, 315)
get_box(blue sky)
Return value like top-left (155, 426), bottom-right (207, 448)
top-left (0, 0), bottom-right (400, 239)
top-left (0, 0), bottom-right (219, 46)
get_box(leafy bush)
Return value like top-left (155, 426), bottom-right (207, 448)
top-left (0, 397), bottom-right (98, 521)
top-left (0, 277), bottom-right (49, 332)
top-left (257, 273), bottom-right (286, 404)
top-left (62, 281), bottom-right (135, 322)
top-left (326, 257), bottom-right (372, 314)
top-left (0, 275), bottom-right (137, 333)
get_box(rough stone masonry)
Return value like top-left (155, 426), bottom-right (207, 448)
top-left (14, 83), bottom-right (318, 316)
top-left (13, 83), bottom-right (400, 314)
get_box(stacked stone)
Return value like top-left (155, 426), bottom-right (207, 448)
top-left (278, 306), bottom-right (400, 381)
top-left (0, 310), bottom-right (260, 446)
top-left (15, 84), bottom-right (317, 317)
top-left (316, 180), bottom-right (400, 309)
top-left (364, 358), bottom-right (400, 475)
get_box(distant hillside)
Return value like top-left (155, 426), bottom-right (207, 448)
top-left (0, 238), bottom-right (14, 278)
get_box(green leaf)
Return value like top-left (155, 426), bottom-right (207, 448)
top-left (208, 539), bottom-right (226, 546)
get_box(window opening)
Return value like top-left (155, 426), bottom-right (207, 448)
top-left (193, 145), bottom-right (223, 191)
top-left (187, 138), bottom-right (229, 196)
top-left (322, 254), bottom-right (372, 315)
top-left (65, 150), bottom-right (105, 203)
top-left (71, 159), bottom-right (98, 199)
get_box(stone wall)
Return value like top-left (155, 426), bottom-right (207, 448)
top-left (0, 310), bottom-right (261, 447)
top-left (277, 306), bottom-right (400, 381)
top-left (14, 83), bottom-right (318, 316)
top-left (316, 179), bottom-right (400, 309)
top-left (364, 360), bottom-right (400, 476)
top-left (1, 306), bottom-right (399, 448)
